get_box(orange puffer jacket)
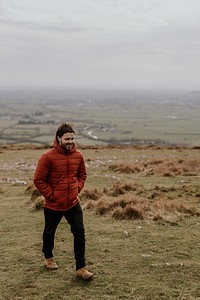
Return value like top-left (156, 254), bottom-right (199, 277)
top-left (34, 141), bottom-right (87, 211)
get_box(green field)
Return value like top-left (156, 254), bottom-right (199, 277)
top-left (0, 87), bottom-right (200, 146)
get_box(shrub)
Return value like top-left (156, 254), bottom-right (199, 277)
top-left (107, 182), bottom-right (142, 197)
top-left (33, 196), bottom-right (44, 210)
top-left (25, 182), bottom-right (43, 210)
top-left (108, 163), bottom-right (143, 174)
top-left (112, 204), bottom-right (144, 220)
top-left (81, 188), bottom-right (102, 200)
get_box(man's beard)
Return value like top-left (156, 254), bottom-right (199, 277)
top-left (61, 142), bottom-right (73, 150)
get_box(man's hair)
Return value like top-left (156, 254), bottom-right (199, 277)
top-left (56, 123), bottom-right (75, 138)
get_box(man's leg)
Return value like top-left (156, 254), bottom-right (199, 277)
top-left (64, 203), bottom-right (86, 270)
top-left (64, 203), bottom-right (93, 279)
top-left (42, 207), bottom-right (63, 259)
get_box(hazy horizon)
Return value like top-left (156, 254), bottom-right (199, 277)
top-left (0, 85), bottom-right (198, 92)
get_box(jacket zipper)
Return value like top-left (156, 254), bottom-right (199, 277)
top-left (66, 154), bottom-right (69, 210)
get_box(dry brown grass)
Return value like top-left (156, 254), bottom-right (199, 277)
top-left (24, 145), bottom-right (200, 223)
top-left (80, 188), bottom-right (102, 200)
top-left (80, 181), bottom-right (200, 221)
top-left (109, 163), bottom-right (143, 174)
top-left (26, 179), bottom-right (200, 221)
top-left (0, 187), bottom-right (5, 194)
top-left (112, 204), bottom-right (145, 220)
top-left (25, 182), bottom-right (44, 210)
top-left (104, 182), bottom-right (142, 196)
top-left (108, 157), bottom-right (200, 177)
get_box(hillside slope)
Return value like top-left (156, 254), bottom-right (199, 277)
top-left (0, 144), bottom-right (200, 299)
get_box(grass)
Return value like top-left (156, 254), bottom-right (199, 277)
top-left (1, 145), bottom-right (200, 299)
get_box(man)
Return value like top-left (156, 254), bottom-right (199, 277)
top-left (34, 123), bottom-right (93, 280)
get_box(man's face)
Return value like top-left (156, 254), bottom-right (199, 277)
top-left (58, 132), bottom-right (75, 150)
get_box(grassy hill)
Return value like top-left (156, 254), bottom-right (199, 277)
top-left (0, 144), bottom-right (200, 299)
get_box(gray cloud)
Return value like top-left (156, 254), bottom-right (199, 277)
top-left (0, 0), bottom-right (200, 89)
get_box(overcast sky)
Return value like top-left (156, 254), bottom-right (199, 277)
top-left (0, 0), bottom-right (199, 90)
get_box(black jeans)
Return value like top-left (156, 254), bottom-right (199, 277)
top-left (42, 202), bottom-right (86, 270)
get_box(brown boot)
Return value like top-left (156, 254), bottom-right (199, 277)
top-left (76, 267), bottom-right (93, 280)
top-left (45, 258), bottom-right (58, 270)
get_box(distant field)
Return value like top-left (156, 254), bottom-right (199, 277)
top-left (0, 87), bottom-right (199, 146)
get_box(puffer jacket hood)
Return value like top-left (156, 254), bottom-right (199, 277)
top-left (34, 137), bottom-right (87, 211)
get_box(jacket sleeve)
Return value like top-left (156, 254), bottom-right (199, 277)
top-left (33, 154), bottom-right (54, 201)
top-left (77, 156), bottom-right (87, 193)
